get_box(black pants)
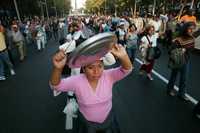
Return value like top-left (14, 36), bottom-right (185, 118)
top-left (78, 110), bottom-right (119, 133)
top-left (53, 30), bottom-right (59, 40)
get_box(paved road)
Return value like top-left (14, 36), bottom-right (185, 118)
top-left (148, 44), bottom-right (200, 100)
top-left (0, 39), bottom-right (199, 133)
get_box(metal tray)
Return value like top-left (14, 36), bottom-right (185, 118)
top-left (67, 32), bottom-right (117, 68)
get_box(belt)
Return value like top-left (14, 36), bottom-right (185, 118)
top-left (0, 49), bottom-right (7, 53)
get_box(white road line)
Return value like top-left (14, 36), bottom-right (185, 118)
top-left (135, 58), bottom-right (198, 105)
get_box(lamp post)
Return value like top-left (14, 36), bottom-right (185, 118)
top-left (114, 0), bottom-right (117, 16)
top-left (190, 0), bottom-right (195, 9)
top-left (153, 0), bottom-right (156, 15)
top-left (13, 0), bottom-right (21, 22)
top-left (44, 0), bottom-right (49, 19)
top-left (105, 0), bottom-right (107, 15)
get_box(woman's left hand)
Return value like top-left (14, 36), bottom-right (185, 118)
top-left (111, 44), bottom-right (128, 59)
top-left (111, 44), bottom-right (133, 70)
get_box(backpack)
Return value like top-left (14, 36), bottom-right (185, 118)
top-left (145, 36), bottom-right (161, 61)
top-left (168, 47), bottom-right (187, 69)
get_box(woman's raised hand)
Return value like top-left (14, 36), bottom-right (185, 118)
top-left (52, 50), bottom-right (67, 70)
top-left (110, 44), bottom-right (128, 59)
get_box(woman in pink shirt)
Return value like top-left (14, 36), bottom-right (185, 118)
top-left (50, 44), bottom-right (133, 133)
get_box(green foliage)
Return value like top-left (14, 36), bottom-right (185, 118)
top-left (84, 0), bottom-right (176, 14)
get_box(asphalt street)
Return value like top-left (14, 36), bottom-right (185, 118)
top-left (0, 38), bottom-right (200, 133)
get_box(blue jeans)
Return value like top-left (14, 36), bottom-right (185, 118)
top-left (126, 48), bottom-right (137, 63)
top-left (167, 62), bottom-right (188, 96)
top-left (0, 50), bottom-right (13, 77)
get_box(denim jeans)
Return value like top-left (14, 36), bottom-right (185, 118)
top-left (126, 48), bottom-right (137, 63)
top-left (167, 62), bottom-right (188, 96)
top-left (0, 50), bottom-right (14, 77)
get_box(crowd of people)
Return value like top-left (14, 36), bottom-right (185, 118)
top-left (49, 9), bottom-right (200, 133)
top-left (1, 8), bottom-right (200, 133)
top-left (0, 16), bottom-right (69, 80)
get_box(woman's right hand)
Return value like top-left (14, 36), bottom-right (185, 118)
top-left (52, 50), bottom-right (67, 70)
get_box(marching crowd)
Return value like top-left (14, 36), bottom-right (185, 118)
top-left (1, 8), bottom-right (200, 133)
top-left (0, 16), bottom-right (69, 80)
top-left (50, 9), bottom-right (200, 133)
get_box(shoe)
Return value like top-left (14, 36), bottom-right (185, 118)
top-left (0, 76), bottom-right (6, 81)
top-left (20, 56), bottom-right (24, 62)
top-left (178, 94), bottom-right (189, 101)
top-left (167, 90), bottom-right (176, 96)
top-left (147, 74), bottom-right (154, 81)
top-left (10, 69), bottom-right (16, 75)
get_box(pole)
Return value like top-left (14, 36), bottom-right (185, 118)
top-left (41, 1), bottom-right (44, 17)
top-left (13, 0), bottom-right (21, 22)
top-left (44, 0), bottom-right (49, 19)
top-left (114, 0), bottom-right (117, 16)
top-left (134, 0), bottom-right (137, 18)
top-left (152, 0), bottom-right (156, 15)
top-left (190, 0), bottom-right (195, 9)
top-left (105, 0), bottom-right (107, 15)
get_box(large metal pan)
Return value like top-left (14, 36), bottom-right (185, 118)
top-left (67, 32), bottom-right (117, 68)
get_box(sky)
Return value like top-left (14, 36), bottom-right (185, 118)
top-left (71, 0), bottom-right (86, 9)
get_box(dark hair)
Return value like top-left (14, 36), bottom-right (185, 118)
top-left (179, 22), bottom-right (195, 37)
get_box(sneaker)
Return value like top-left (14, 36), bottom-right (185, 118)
top-left (0, 76), bottom-right (6, 81)
top-left (20, 56), bottom-right (24, 62)
top-left (167, 90), bottom-right (176, 97)
top-left (10, 69), bottom-right (16, 75)
top-left (178, 94), bottom-right (189, 101)
top-left (147, 74), bottom-right (154, 81)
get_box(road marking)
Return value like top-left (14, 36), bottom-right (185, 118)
top-left (135, 58), bottom-right (198, 105)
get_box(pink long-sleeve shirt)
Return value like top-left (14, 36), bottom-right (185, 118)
top-left (52, 67), bottom-right (132, 123)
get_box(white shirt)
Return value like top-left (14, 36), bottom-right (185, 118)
top-left (141, 33), bottom-right (159, 47)
top-left (132, 17), bottom-right (144, 32)
top-left (66, 33), bottom-right (73, 41)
